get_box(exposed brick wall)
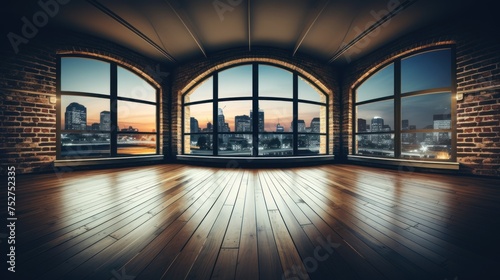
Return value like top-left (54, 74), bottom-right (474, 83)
top-left (171, 47), bottom-right (340, 157)
top-left (340, 11), bottom-right (500, 176)
top-left (2, 11), bottom-right (498, 177)
top-left (0, 29), bottom-right (169, 174)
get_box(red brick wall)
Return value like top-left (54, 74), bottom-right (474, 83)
top-left (0, 30), bottom-right (168, 174)
top-left (340, 12), bottom-right (500, 176)
top-left (2, 13), bottom-right (498, 177)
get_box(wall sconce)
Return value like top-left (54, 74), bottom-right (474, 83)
top-left (49, 96), bottom-right (57, 104)
top-left (456, 92), bottom-right (463, 101)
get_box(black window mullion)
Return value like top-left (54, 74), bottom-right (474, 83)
top-left (252, 63), bottom-right (259, 156)
top-left (451, 46), bottom-right (457, 162)
top-left (110, 63), bottom-right (118, 156)
top-left (181, 92), bottom-right (185, 155)
top-left (56, 56), bottom-right (62, 159)
top-left (213, 73), bottom-right (219, 156)
top-left (293, 73), bottom-right (298, 155)
top-left (394, 60), bottom-right (401, 159)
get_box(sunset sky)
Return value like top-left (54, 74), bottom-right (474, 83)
top-left (186, 64), bottom-right (325, 132)
top-left (61, 57), bottom-right (157, 132)
top-left (356, 49), bottom-right (452, 130)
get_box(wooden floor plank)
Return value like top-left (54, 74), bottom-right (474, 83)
top-left (254, 173), bottom-right (283, 280)
top-left (11, 163), bottom-right (500, 280)
top-left (234, 171), bottom-right (259, 280)
top-left (210, 249), bottom-right (238, 280)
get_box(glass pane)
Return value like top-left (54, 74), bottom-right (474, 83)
top-left (185, 77), bottom-right (213, 103)
top-left (185, 103), bottom-right (213, 134)
top-left (259, 65), bottom-right (293, 98)
top-left (298, 103), bottom-right (326, 133)
top-left (219, 65), bottom-right (252, 99)
top-left (258, 101), bottom-right (293, 133)
top-left (60, 133), bottom-right (110, 158)
top-left (118, 66), bottom-right (156, 102)
top-left (117, 133), bottom-right (156, 155)
top-left (118, 101), bottom-right (156, 133)
top-left (401, 132), bottom-right (451, 160)
top-left (61, 95), bottom-right (109, 131)
top-left (298, 77), bottom-right (324, 103)
top-left (297, 134), bottom-right (325, 155)
top-left (218, 101), bottom-right (252, 132)
top-left (356, 63), bottom-right (394, 102)
top-left (355, 134), bottom-right (394, 157)
top-left (258, 134), bottom-right (293, 156)
top-left (356, 100), bottom-right (394, 132)
top-left (218, 134), bottom-right (253, 156)
top-left (184, 134), bottom-right (213, 155)
top-left (61, 57), bottom-right (110, 95)
top-left (402, 49), bottom-right (451, 93)
top-left (401, 92), bottom-right (451, 130)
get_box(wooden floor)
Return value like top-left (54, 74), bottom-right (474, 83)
top-left (6, 164), bottom-right (500, 279)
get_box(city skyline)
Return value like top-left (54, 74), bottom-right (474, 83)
top-left (62, 101), bottom-right (155, 132)
top-left (190, 107), bottom-right (320, 134)
top-left (357, 113), bottom-right (451, 133)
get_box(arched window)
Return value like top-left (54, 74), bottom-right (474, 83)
top-left (183, 63), bottom-right (328, 157)
top-left (354, 47), bottom-right (455, 161)
top-left (57, 56), bottom-right (159, 159)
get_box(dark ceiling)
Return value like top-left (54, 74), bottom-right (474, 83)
top-left (2, 0), bottom-right (478, 66)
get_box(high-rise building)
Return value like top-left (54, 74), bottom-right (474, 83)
top-left (433, 114), bottom-right (451, 143)
top-left (371, 117), bottom-right (384, 132)
top-left (357, 118), bottom-right (366, 132)
top-left (205, 122), bottom-right (213, 132)
top-left (290, 119), bottom-right (306, 132)
top-left (190, 117), bottom-right (199, 133)
top-left (91, 123), bottom-right (100, 130)
top-left (402, 119), bottom-right (409, 130)
top-left (250, 109), bottom-right (264, 132)
top-left (235, 115), bottom-right (251, 132)
top-left (290, 120), bottom-right (306, 132)
top-left (298, 120), bottom-right (305, 132)
top-left (310, 117), bottom-right (320, 133)
top-left (65, 102), bottom-right (87, 130)
top-left (370, 117), bottom-right (384, 144)
top-left (100, 111), bottom-right (111, 131)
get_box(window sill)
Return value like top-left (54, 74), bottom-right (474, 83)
top-left (54, 155), bottom-right (164, 167)
top-left (176, 155), bottom-right (335, 168)
top-left (347, 155), bottom-right (459, 170)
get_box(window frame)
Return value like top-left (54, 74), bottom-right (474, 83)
top-left (352, 46), bottom-right (457, 162)
top-left (56, 54), bottom-right (160, 159)
top-left (182, 62), bottom-right (329, 157)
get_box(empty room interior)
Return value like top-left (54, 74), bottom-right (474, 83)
top-left (1, 0), bottom-right (500, 279)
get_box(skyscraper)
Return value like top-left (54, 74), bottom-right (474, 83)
top-left (290, 119), bottom-right (306, 132)
top-left (65, 102), bottom-right (87, 130)
top-left (310, 117), bottom-right (320, 133)
top-left (250, 109), bottom-right (264, 132)
top-left (370, 117), bottom-right (384, 144)
top-left (190, 117), bottom-right (199, 133)
top-left (371, 117), bottom-right (384, 132)
top-left (100, 111), bottom-right (111, 131)
top-left (433, 114), bottom-right (451, 143)
top-left (235, 115), bottom-right (251, 132)
top-left (357, 118), bottom-right (366, 132)
top-left (402, 119), bottom-right (409, 130)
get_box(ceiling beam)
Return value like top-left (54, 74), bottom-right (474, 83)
top-left (293, 0), bottom-right (330, 56)
top-left (328, 0), bottom-right (417, 63)
top-left (165, 0), bottom-right (207, 58)
top-left (86, 0), bottom-right (176, 63)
